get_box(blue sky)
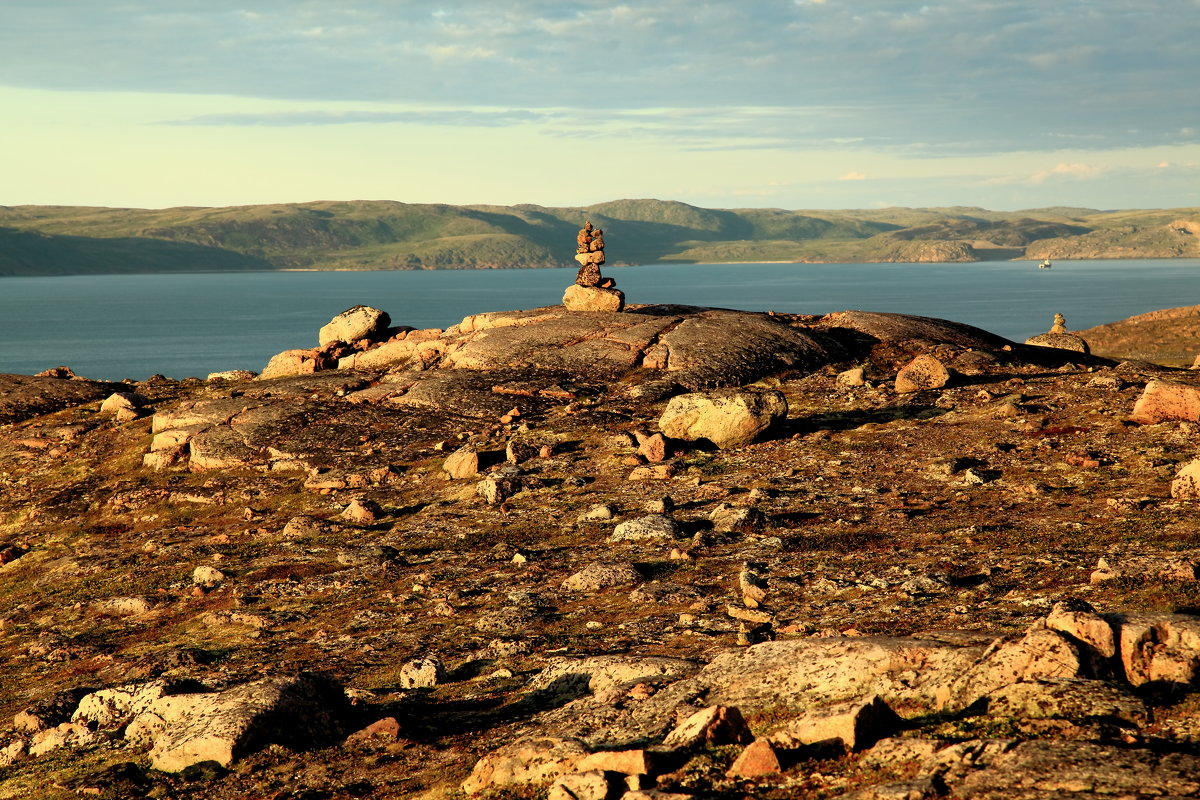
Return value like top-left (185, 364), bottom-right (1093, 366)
top-left (2, 0), bottom-right (1198, 211)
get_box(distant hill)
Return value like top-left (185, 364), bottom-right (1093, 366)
top-left (1, 200), bottom-right (1199, 276)
top-left (1076, 304), bottom-right (1200, 367)
top-left (0, 226), bottom-right (270, 276)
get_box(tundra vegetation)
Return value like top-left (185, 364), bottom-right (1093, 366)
top-left (6, 299), bottom-right (1200, 798)
top-left (1, 199), bottom-right (1198, 275)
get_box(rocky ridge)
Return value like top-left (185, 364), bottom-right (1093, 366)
top-left (5, 300), bottom-right (1200, 798)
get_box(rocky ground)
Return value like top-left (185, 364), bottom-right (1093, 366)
top-left (5, 301), bottom-right (1200, 799)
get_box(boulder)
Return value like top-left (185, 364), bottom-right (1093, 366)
top-left (132, 674), bottom-right (348, 773)
top-left (894, 354), bottom-right (950, 394)
top-left (663, 706), bottom-right (752, 751)
top-left (653, 310), bottom-right (832, 389)
top-left (462, 736), bottom-right (588, 795)
top-left (609, 515), bottom-right (681, 542)
top-left (443, 446), bottom-right (481, 479)
top-left (318, 305), bottom-right (390, 347)
top-left (259, 349), bottom-right (328, 380)
top-left (1130, 379), bottom-right (1200, 424)
top-left (1024, 332), bottom-right (1090, 354)
top-left (206, 369), bottom-right (258, 382)
top-left (768, 695), bottom-right (901, 752)
top-left (562, 562), bottom-right (643, 592)
top-left (980, 678), bottom-right (1147, 724)
top-left (548, 771), bottom-right (614, 800)
top-left (398, 657), bottom-right (446, 689)
top-left (945, 625), bottom-right (1089, 710)
top-left (1172, 458), bottom-right (1200, 499)
top-left (563, 285), bottom-right (625, 313)
top-left (1107, 612), bottom-right (1200, 687)
top-left (726, 740), bottom-right (781, 778)
top-left (100, 391), bottom-right (149, 416)
top-left (658, 389), bottom-right (787, 449)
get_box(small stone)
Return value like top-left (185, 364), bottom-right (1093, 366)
top-left (711, 505), bottom-right (766, 533)
top-left (836, 367), bottom-right (866, 388)
top-left (636, 432), bottom-right (668, 463)
top-left (341, 498), bottom-right (382, 524)
top-left (192, 566), bottom-right (226, 589)
top-left (726, 740), bottom-right (781, 778)
top-left (577, 504), bottom-right (616, 523)
top-left (663, 706), bottom-right (752, 750)
top-left (345, 717), bottom-right (402, 744)
top-left (443, 446), bottom-right (481, 479)
top-left (398, 657), bottom-right (446, 689)
top-left (645, 496), bottom-right (675, 515)
top-left (738, 563), bottom-right (769, 608)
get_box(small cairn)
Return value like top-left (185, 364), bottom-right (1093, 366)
top-left (562, 220), bottom-right (625, 312)
top-left (1024, 313), bottom-right (1090, 354)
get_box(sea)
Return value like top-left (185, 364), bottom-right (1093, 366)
top-left (1, 259), bottom-right (1198, 381)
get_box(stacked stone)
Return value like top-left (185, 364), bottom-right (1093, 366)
top-left (563, 220), bottom-right (625, 312)
top-left (1025, 312), bottom-right (1090, 354)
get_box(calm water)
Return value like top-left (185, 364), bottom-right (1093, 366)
top-left (1, 260), bottom-right (1198, 380)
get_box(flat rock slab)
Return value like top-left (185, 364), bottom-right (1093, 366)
top-left (816, 311), bottom-right (1014, 350)
top-left (656, 311), bottom-right (835, 389)
top-left (0, 374), bottom-right (122, 424)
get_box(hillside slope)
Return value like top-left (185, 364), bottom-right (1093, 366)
top-left (1077, 303), bottom-right (1200, 366)
top-left (2, 200), bottom-right (1199, 275)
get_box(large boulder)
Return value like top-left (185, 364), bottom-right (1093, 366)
top-left (894, 354), bottom-right (951, 393)
top-left (1025, 332), bottom-right (1090, 354)
top-left (1130, 379), bottom-right (1200, 424)
top-left (127, 674), bottom-right (349, 773)
top-left (563, 285), bottom-right (625, 313)
top-left (259, 349), bottom-right (328, 380)
top-left (318, 305), bottom-right (390, 347)
top-left (658, 388), bottom-right (787, 448)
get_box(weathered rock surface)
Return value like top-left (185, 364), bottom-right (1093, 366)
top-left (0, 373), bottom-right (121, 424)
top-left (12, 299), bottom-right (1200, 799)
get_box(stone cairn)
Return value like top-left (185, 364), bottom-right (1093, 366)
top-left (562, 220), bottom-right (625, 312)
top-left (1024, 312), bottom-right (1090, 355)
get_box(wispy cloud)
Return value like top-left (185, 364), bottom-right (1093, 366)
top-left (1030, 163), bottom-right (1104, 183)
top-left (1, 1), bottom-right (1197, 159)
top-left (160, 109), bottom-right (553, 127)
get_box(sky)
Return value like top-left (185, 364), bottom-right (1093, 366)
top-left (2, 0), bottom-right (1198, 212)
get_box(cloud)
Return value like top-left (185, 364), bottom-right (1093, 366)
top-left (0, 1), bottom-right (1196, 157)
top-left (1029, 163), bottom-right (1104, 183)
top-left (839, 171), bottom-right (867, 181)
top-left (161, 108), bottom-right (552, 127)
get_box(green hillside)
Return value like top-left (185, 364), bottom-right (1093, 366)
top-left (0, 226), bottom-right (271, 276)
top-left (2, 199), bottom-right (1199, 276)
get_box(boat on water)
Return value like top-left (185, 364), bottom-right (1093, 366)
top-left (1038, 259), bottom-right (1052, 269)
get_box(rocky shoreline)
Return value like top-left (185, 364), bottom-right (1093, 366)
top-left (5, 299), bottom-right (1200, 798)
